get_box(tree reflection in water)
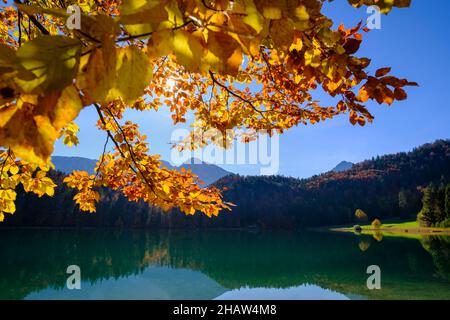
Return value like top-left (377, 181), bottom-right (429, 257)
top-left (0, 229), bottom-right (448, 300)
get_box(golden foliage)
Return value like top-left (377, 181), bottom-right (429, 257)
top-left (0, 0), bottom-right (413, 220)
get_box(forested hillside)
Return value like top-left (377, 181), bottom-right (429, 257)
top-left (2, 140), bottom-right (450, 229)
top-left (215, 139), bottom-right (450, 228)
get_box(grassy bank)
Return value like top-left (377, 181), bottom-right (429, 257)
top-left (330, 220), bottom-right (450, 239)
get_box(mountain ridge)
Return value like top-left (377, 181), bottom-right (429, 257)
top-left (51, 156), bottom-right (231, 186)
top-left (331, 161), bottom-right (354, 172)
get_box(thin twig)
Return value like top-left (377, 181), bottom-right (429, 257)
top-left (0, 150), bottom-right (12, 186)
top-left (94, 104), bottom-right (128, 162)
top-left (94, 134), bottom-right (110, 180)
top-left (14, 0), bottom-right (50, 35)
top-left (116, 20), bottom-right (194, 42)
top-left (208, 70), bottom-right (265, 117)
top-left (18, 10), bottom-right (22, 46)
top-left (103, 107), bottom-right (157, 189)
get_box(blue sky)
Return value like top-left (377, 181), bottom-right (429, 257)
top-left (54, 0), bottom-right (450, 178)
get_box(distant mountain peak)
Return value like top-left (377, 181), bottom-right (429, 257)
top-left (52, 156), bottom-right (231, 186)
top-left (180, 159), bottom-right (231, 185)
top-left (331, 161), bottom-right (354, 173)
top-left (183, 157), bottom-right (204, 165)
top-left (52, 156), bottom-right (97, 175)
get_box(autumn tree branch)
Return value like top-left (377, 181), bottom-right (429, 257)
top-left (0, 149), bottom-right (12, 186)
top-left (93, 134), bottom-right (110, 181)
top-left (116, 20), bottom-right (195, 42)
top-left (94, 104), bottom-right (170, 201)
top-left (208, 70), bottom-right (265, 118)
top-left (14, 0), bottom-right (50, 35)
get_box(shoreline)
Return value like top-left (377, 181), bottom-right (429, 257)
top-left (330, 226), bottom-right (450, 236)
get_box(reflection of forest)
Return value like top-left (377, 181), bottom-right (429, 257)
top-left (421, 236), bottom-right (450, 282)
top-left (0, 230), bottom-right (449, 300)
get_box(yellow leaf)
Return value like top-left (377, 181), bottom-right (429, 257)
top-left (147, 28), bottom-right (175, 59)
top-left (0, 86), bottom-right (82, 165)
top-left (255, 1), bottom-right (282, 19)
top-left (15, 3), bottom-right (68, 17)
top-left (119, 0), bottom-right (168, 24)
top-left (204, 31), bottom-right (243, 75)
top-left (79, 46), bottom-right (152, 104)
top-left (9, 165), bottom-right (19, 175)
top-left (77, 14), bottom-right (120, 41)
top-left (289, 37), bottom-right (303, 52)
top-left (15, 36), bottom-right (82, 94)
top-left (119, 0), bottom-right (175, 35)
top-left (172, 30), bottom-right (206, 73)
top-left (304, 48), bottom-right (321, 68)
top-left (115, 46), bottom-right (153, 104)
top-left (233, 0), bottom-right (264, 34)
top-left (0, 103), bottom-right (20, 127)
top-left (0, 43), bottom-right (17, 74)
top-left (270, 19), bottom-right (295, 51)
top-left (162, 183), bottom-right (171, 194)
top-left (294, 5), bottom-right (309, 21)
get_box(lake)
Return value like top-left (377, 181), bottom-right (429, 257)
top-left (0, 229), bottom-right (449, 300)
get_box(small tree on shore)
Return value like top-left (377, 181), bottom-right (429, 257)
top-left (371, 219), bottom-right (382, 229)
top-left (355, 209), bottom-right (369, 223)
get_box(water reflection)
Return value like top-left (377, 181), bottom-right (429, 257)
top-left (0, 229), bottom-right (448, 300)
top-left (26, 267), bottom-right (226, 300)
top-left (215, 285), bottom-right (350, 300)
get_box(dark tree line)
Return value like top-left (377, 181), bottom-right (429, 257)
top-left (1, 140), bottom-right (450, 229)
